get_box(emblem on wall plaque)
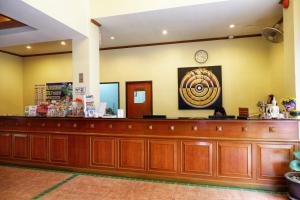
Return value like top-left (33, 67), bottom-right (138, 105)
top-left (178, 66), bottom-right (222, 110)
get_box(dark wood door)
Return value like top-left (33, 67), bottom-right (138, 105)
top-left (256, 143), bottom-right (296, 180)
top-left (126, 81), bottom-right (152, 118)
top-left (0, 133), bottom-right (11, 158)
top-left (30, 134), bottom-right (49, 162)
top-left (91, 137), bottom-right (115, 168)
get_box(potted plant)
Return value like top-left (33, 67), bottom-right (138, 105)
top-left (285, 151), bottom-right (300, 200)
top-left (281, 97), bottom-right (296, 112)
top-left (281, 97), bottom-right (297, 118)
top-left (290, 110), bottom-right (300, 118)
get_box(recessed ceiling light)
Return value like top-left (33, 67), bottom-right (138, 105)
top-left (110, 36), bottom-right (115, 40)
top-left (162, 30), bottom-right (168, 35)
top-left (60, 41), bottom-right (66, 46)
top-left (26, 45), bottom-right (31, 49)
top-left (229, 24), bottom-right (235, 28)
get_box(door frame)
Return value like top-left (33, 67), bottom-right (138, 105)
top-left (125, 81), bottom-right (153, 118)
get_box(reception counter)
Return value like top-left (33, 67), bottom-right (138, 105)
top-left (0, 117), bottom-right (299, 190)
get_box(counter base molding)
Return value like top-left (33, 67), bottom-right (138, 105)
top-left (0, 117), bottom-right (299, 191)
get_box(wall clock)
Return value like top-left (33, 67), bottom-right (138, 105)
top-left (194, 50), bottom-right (208, 64)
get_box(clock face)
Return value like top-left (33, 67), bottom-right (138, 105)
top-left (195, 50), bottom-right (208, 64)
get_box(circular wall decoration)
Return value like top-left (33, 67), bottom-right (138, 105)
top-left (194, 50), bottom-right (208, 64)
top-left (179, 68), bottom-right (221, 108)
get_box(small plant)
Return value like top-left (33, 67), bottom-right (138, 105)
top-left (289, 151), bottom-right (300, 182)
top-left (290, 151), bottom-right (300, 171)
top-left (281, 97), bottom-right (296, 112)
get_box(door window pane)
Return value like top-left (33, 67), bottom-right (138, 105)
top-left (134, 90), bottom-right (146, 104)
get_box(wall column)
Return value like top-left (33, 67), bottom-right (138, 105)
top-left (283, 0), bottom-right (300, 109)
top-left (72, 23), bottom-right (100, 108)
top-left (293, 0), bottom-right (300, 110)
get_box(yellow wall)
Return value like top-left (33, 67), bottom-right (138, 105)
top-left (23, 54), bottom-right (72, 106)
top-left (100, 37), bottom-right (275, 117)
top-left (0, 52), bottom-right (23, 115)
top-left (269, 42), bottom-right (285, 103)
top-left (0, 36), bottom-right (286, 118)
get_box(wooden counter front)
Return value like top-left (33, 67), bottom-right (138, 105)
top-left (0, 117), bottom-right (299, 191)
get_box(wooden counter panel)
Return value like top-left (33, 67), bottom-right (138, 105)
top-left (68, 135), bottom-right (90, 167)
top-left (50, 135), bottom-right (68, 164)
top-left (30, 134), bottom-right (48, 162)
top-left (217, 142), bottom-right (252, 179)
top-left (91, 137), bottom-right (115, 168)
top-left (181, 140), bottom-right (214, 176)
top-left (118, 138), bottom-right (146, 171)
top-left (149, 139), bottom-right (178, 173)
top-left (0, 133), bottom-right (11, 158)
top-left (256, 143), bottom-right (297, 180)
top-left (12, 133), bottom-right (29, 160)
top-left (0, 117), bottom-right (299, 190)
top-left (1, 118), bottom-right (298, 140)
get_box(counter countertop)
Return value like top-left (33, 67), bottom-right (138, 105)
top-left (0, 116), bottom-right (299, 122)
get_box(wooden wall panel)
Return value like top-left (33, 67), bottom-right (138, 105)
top-left (50, 135), bottom-right (68, 164)
top-left (118, 138), bottom-right (146, 170)
top-left (30, 134), bottom-right (48, 162)
top-left (257, 143), bottom-right (296, 180)
top-left (91, 137), bottom-right (115, 168)
top-left (181, 140), bottom-right (214, 176)
top-left (0, 133), bottom-right (11, 158)
top-left (149, 139), bottom-right (178, 173)
top-left (217, 142), bottom-right (252, 179)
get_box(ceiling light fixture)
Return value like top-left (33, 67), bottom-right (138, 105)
top-left (60, 41), bottom-right (66, 46)
top-left (162, 30), bottom-right (168, 35)
top-left (26, 45), bottom-right (31, 49)
top-left (110, 36), bottom-right (115, 40)
top-left (229, 24), bottom-right (235, 28)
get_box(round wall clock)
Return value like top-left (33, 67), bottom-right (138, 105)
top-left (194, 50), bottom-right (208, 64)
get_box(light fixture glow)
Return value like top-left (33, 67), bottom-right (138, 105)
top-left (26, 45), bottom-right (31, 49)
top-left (228, 35), bottom-right (234, 39)
top-left (162, 30), bottom-right (168, 35)
top-left (229, 24), bottom-right (235, 28)
top-left (110, 36), bottom-right (115, 40)
top-left (60, 41), bottom-right (66, 46)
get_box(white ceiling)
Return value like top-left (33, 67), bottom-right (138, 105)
top-left (0, 0), bottom-right (84, 48)
top-left (98, 0), bottom-right (282, 48)
top-left (0, 0), bottom-right (282, 54)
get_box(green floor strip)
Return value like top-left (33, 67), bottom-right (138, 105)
top-left (0, 164), bottom-right (287, 195)
top-left (31, 174), bottom-right (78, 200)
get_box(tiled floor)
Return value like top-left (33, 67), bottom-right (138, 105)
top-left (0, 165), bottom-right (71, 200)
top-left (0, 165), bottom-right (288, 200)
